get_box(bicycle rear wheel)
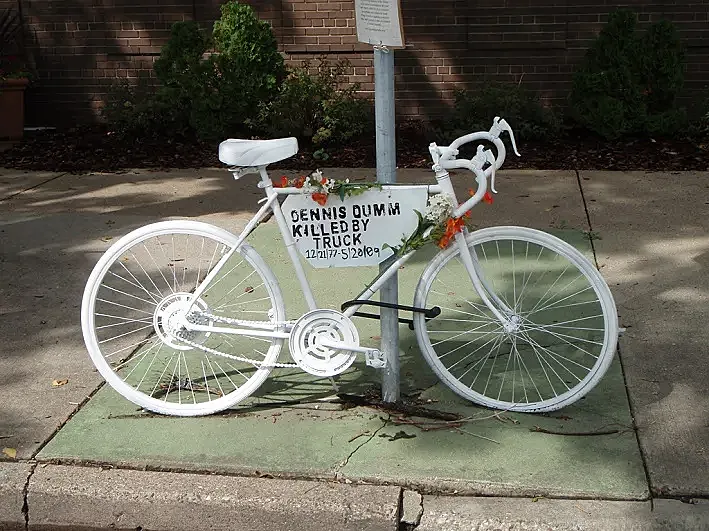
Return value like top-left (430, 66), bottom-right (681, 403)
top-left (414, 226), bottom-right (618, 412)
top-left (81, 220), bottom-right (285, 416)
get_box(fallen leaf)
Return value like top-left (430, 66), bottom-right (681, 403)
top-left (100, 236), bottom-right (113, 242)
top-left (2, 447), bottom-right (16, 459)
top-left (52, 379), bottom-right (69, 387)
top-left (244, 286), bottom-right (254, 293)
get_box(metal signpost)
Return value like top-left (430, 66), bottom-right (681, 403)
top-left (354, 0), bottom-right (405, 402)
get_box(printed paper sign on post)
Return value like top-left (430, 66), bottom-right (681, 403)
top-left (354, 0), bottom-right (405, 48)
top-left (282, 187), bottom-right (428, 268)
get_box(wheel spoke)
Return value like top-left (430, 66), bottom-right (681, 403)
top-left (96, 317), bottom-right (153, 330)
top-left (98, 323), bottom-right (153, 344)
top-left (416, 229), bottom-right (615, 412)
top-left (142, 243), bottom-right (175, 295)
top-left (84, 224), bottom-right (284, 415)
top-left (109, 269), bottom-right (161, 304)
top-left (432, 321), bottom-right (503, 348)
top-left (128, 250), bottom-right (166, 300)
top-left (518, 329), bottom-right (592, 375)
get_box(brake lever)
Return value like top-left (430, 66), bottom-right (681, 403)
top-left (470, 146), bottom-right (498, 192)
top-left (485, 149), bottom-right (498, 193)
top-left (490, 117), bottom-right (521, 157)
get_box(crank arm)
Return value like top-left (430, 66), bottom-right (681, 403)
top-left (319, 340), bottom-right (386, 369)
top-left (319, 339), bottom-right (376, 354)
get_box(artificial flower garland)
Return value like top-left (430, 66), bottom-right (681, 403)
top-left (275, 170), bottom-right (493, 252)
top-left (385, 189), bottom-right (494, 255)
top-left (273, 170), bottom-right (381, 205)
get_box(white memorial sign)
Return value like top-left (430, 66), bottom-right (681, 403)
top-left (354, 0), bottom-right (405, 48)
top-left (282, 188), bottom-right (427, 268)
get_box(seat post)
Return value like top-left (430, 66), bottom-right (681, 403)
top-left (258, 166), bottom-right (272, 186)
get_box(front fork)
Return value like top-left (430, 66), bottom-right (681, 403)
top-left (453, 229), bottom-right (521, 333)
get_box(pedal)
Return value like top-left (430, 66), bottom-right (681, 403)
top-left (364, 348), bottom-right (386, 369)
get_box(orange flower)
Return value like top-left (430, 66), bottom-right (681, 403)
top-left (312, 192), bottom-right (328, 206)
top-left (468, 188), bottom-right (494, 205)
top-left (321, 177), bottom-right (327, 185)
top-left (274, 176), bottom-right (288, 188)
top-left (437, 216), bottom-right (467, 248)
top-left (294, 176), bottom-right (305, 188)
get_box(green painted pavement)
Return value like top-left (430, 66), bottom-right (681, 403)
top-left (39, 224), bottom-right (648, 499)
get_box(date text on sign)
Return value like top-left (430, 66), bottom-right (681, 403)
top-left (282, 187), bottom-right (428, 268)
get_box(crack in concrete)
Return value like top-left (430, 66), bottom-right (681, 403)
top-left (335, 415), bottom-right (389, 474)
top-left (22, 461), bottom-right (37, 531)
top-left (398, 490), bottom-right (424, 530)
top-left (416, 493), bottom-right (424, 527)
top-left (398, 489), bottom-right (424, 531)
top-left (0, 172), bottom-right (69, 202)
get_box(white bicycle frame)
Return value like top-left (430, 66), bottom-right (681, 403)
top-left (183, 118), bottom-right (521, 341)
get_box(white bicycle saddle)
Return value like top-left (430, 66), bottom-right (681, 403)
top-left (219, 137), bottom-right (299, 167)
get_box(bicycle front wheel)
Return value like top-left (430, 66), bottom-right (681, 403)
top-left (414, 226), bottom-right (618, 412)
top-left (82, 220), bottom-right (285, 416)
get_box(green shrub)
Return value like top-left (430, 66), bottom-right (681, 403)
top-left (153, 21), bottom-right (209, 95)
top-left (570, 9), bottom-right (686, 139)
top-left (442, 82), bottom-right (560, 142)
top-left (102, 21), bottom-right (207, 138)
top-left (191, 1), bottom-right (286, 140)
top-left (103, 2), bottom-right (286, 141)
top-left (102, 81), bottom-right (192, 138)
top-left (257, 60), bottom-right (373, 147)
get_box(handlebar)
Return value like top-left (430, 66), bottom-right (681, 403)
top-left (428, 117), bottom-right (520, 217)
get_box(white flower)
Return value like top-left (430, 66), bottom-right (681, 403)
top-left (322, 178), bottom-right (334, 192)
top-left (425, 194), bottom-right (454, 223)
top-left (311, 169), bottom-right (324, 181)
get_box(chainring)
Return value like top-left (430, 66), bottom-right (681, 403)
top-left (289, 309), bottom-right (359, 377)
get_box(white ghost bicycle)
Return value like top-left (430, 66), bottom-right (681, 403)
top-left (81, 118), bottom-right (618, 416)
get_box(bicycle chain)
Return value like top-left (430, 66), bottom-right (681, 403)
top-left (177, 311), bottom-right (298, 369)
top-left (176, 333), bottom-right (299, 368)
top-left (194, 311), bottom-right (293, 330)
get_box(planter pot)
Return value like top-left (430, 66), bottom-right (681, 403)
top-left (0, 77), bottom-right (30, 139)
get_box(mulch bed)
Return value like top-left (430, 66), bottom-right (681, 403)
top-left (1, 124), bottom-right (707, 173)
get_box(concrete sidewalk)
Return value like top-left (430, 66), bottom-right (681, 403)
top-left (1, 166), bottom-right (708, 530)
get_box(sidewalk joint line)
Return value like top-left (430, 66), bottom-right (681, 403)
top-left (574, 169), bottom-right (600, 269)
top-left (30, 380), bottom-right (107, 460)
top-left (574, 166), bottom-right (654, 503)
top-left (615, 342), bottom-right (654, 506)
top-left (24, 456), bottom-right (656, 502)
top-left (0, 172), bottom-right (69, 202)
top-left (22, 461), bottom-right (37, 530)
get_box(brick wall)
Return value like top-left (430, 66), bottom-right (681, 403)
top-left (5, 0), bottom-right (709, 126)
